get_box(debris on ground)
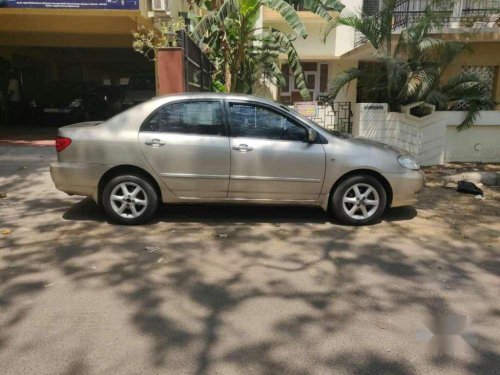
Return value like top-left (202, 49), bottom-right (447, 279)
top-left (457, 181), bottom-right (484, 196)
top-left (444, 172), bottom-right (499, 186)
top-left (44, 282), bottom-right (54, 288)
top-left (215, 233), bottom-right (229, 239)
top-left (0, 193), bottom-right (6, 199)
top-left (144, 246), bottom-right (160, 253)
top-left (1, 228), bottom-right (12, 235)
top-left (157, 257), bottom-right (164, 263)
top-left (474, 194), bottom-right (485, 200)
top-left (441, 169), bottom-right (457, 175)
top-left (444, 182), bottom-right (457, 189)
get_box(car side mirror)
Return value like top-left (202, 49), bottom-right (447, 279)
top-left (306, 128), bottom-right (317, 143)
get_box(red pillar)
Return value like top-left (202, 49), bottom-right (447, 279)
top-left (156, 47), bottom-right (185, 96)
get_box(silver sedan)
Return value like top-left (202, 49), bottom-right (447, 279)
top-left (50, 93), bottom-right (424, 225)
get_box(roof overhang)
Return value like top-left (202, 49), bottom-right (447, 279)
top-left (0, 8), bottom-right (151, 48)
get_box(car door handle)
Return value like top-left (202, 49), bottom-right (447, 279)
top-left (145, 139), bottom-right (165, 147)
top-left (233, 144), bottom-right (253, 152)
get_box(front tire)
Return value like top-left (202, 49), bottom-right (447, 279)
top-left (330, 174), bottom-right (387, 226)
top-left (102, 174), bottom-right (158, 225)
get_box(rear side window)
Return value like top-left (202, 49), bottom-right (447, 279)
top-left (228, 102), bottom-right (307, 141)
top-left (142, 101), bottom-right (224, 136)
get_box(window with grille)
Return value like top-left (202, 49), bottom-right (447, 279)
top-left (362, 0), bottom-right (380, 16)
top-left (454, 65), bottom-right (496, 111)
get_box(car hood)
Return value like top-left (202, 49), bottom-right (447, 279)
top-left (347, 136), bottom-right (406, 155)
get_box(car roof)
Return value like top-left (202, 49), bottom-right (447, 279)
top-left (152, 92), bottom-right (284, 108)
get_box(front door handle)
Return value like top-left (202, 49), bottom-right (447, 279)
top-left (145, 138), bottom-right (165, 147)
top-left (233, 144), bottom-right (253, 152)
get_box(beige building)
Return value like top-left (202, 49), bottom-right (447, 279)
top-left (262, 0), bottom-right (500, 109)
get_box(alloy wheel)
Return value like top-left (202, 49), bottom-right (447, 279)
top-left (342, 183), bottom-right (380, 220)
top-left (109, 182), bottom-right (148, 219)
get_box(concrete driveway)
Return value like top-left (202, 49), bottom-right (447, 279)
top-left (1, 145), bottom-right (499, 375)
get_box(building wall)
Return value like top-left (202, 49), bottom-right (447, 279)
top-left (441, 42), bottom-right (500, 109)
top-left (355, 103), bottom-right (500, 165)
top-left (334, 0), bottom-right (363, 56)
top-left (263, 16), bottom-right (337, 59)
top-left (445, 124), bottom-right (500, 162)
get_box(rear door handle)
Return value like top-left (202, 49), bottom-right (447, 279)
top-left (145, 138), bottom-right (165, 147)
top-left (233, 144), bottom-right (253, 152)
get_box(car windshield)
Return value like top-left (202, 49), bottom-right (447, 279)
top-left (282, 105), bottom-right (351, 139)
top-left (128, 76), bottom-right (155, 90)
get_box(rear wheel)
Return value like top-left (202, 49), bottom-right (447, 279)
top-left (330, 174), bottom-right (387, 226)
top-left (102, 174), bottom-right (158, 225)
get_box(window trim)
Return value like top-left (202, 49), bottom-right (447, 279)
top-left (224, 99), bottom-right (313, 143)
top-left (139, 98), bottom-right (228, 137)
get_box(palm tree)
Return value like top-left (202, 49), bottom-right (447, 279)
top-left (327, 0), bottom-right (494, 130)
top-left (191, 0), bottom-right (344, 99)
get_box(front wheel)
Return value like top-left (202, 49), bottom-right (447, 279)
top-left (330, 174), bottom-right (387, 226)
top-left (102, 174), bottom-right (158, 225)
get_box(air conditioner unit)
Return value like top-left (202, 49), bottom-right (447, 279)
top-left (152, 0), bottom-right (169, 12)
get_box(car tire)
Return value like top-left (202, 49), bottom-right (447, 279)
top-left (330, 174), bottom-right (387, 226)
top-left (102, 174), bottom-right (158, 225)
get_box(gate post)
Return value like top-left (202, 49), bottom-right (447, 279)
top-left (156, 47), bottom-right (185, 95)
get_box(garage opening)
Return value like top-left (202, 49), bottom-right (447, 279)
top-left (0, 47), bottom-right (154, 129)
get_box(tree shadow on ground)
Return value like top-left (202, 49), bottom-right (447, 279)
top-left (1, 164), bottom-right (499, 374)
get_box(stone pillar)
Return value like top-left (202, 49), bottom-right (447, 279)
top-left (156, 47), bottom-right (185, 96)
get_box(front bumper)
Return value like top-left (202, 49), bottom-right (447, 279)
top-left (386, 169), bottom-right (425, 207)
top-left (50, 162), bottom-right (110, 198)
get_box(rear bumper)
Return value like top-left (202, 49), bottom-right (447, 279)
top-left (386, 170), bottom-right (425, 207)
top-left (50, 162), bottom-right (110, 198)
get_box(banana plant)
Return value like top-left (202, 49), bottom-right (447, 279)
top-left (191, 0), bottom-right (343, 99)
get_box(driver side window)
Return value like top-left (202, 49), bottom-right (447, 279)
top-left (229, 103), bottom-right (307, 141)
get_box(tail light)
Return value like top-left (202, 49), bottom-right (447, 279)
top-left (55, 137), bottom-right (72, 152)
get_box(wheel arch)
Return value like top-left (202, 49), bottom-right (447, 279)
top-left (97, 165), bottom-right (162, 206)
top-left (328, 169), bottom-right (393, 210)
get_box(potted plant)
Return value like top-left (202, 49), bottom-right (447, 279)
top-left (132, 17), bottom-right (186, 60)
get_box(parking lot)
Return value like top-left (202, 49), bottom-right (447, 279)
top-left (1, 144), bottom-right (499, 374)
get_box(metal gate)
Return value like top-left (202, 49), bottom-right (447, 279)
top-left (178, 30), bottom-right (215, 93)
top-left (305, 102), bottom-right (353, 134)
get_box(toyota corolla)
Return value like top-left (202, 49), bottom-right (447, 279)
top-left (50, 93), bottom-right (424, 225)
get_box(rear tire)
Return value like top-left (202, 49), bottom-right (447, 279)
top-left (330, 174), bottom-right (387, 226)
top-left (102, 174), bottom-right (158, 225)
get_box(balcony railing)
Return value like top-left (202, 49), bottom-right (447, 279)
top-left (283, 0), bottom-right (307, 11)
top-left (394, 0), bottom-right (499, 29)
top-left (354, 0), bottom-right (500, 48)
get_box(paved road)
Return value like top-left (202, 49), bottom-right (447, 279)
top-left (1, 145), bottom-right (499, 375)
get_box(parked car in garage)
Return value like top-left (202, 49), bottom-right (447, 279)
top-left (31, 81), bottom-right (108, 125)
top-left (50, 93), bottom-right (424, 226)
top-left (121, 74), bottom-right (155, 109)
top-left (97, 85), bottom-right (124, 117)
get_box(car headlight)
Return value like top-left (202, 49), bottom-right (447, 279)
top-left (69, 98), bottom-right (83, 108)
top-left (397, 154), bottom-right (420, 170)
